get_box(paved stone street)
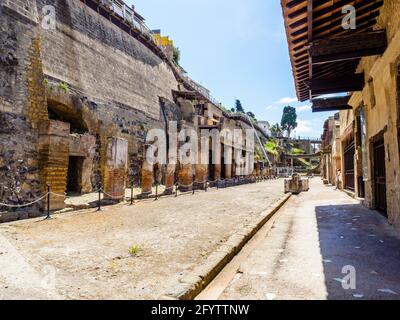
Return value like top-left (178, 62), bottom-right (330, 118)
top-left (203, 179), bottom-right (400, 300)
top-left (0, 180), bottom-right (284, 300)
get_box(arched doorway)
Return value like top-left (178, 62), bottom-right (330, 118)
top-left (40, 99), bottom-right (96, 210)
top-left (47, 100), bottom-right (92, 195)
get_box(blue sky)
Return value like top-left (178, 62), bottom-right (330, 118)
top-left (128, 0), bottom-right (334, 138)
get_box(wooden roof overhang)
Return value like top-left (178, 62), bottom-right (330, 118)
top-left (312, 95), bottom-right (352, 112)
top-left (281, 0), bottom-right (386, 111)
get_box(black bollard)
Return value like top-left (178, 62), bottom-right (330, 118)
top-left (155, 183), bottom-right (159, 201)
top-left (97, 188), bottom-right (101, 211)
top-left (175, 183), bottom-right (178, 197)
top-left (130, 182), bottom-right (134, 205)
top-left (46, 185), bottom-right (51, 219)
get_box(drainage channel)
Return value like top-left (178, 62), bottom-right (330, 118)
top-left (194, 195), bottom-right (292, 300)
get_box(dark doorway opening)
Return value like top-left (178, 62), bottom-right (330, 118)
top-left (67, 156), bottom-right (84, 194)
top-left (373, 138), bottom-right (387, 217)
top-left (344, 141), bottom-right (355, 192)
top-left (220, 143), bottom-right (226, 180)
top-left (208, 150), bottom-right (215, 181)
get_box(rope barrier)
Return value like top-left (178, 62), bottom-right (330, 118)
top-left (194, 180), bottom-right (207, 185)
top-left (178, 182), bottom-right (194, 189)
top-left (100, 189), bottom-right (126, 200)
top-left (1, 177), bottom-right (276, 209)
top-left (0, 193), bottom-right (49, 208)
top-left (208, 179), bottom-right (219, 184)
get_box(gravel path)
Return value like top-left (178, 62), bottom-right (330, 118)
top-left (0, 180), bottom-right (284, 299)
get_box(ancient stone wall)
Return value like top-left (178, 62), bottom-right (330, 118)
top-left (349, 0), bottom-right (400, 227)
top-left (0, 0), bottom-right (181, 221)
top-left (0, 2), bottom-right (45, 221)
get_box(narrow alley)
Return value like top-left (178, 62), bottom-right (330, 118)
top-left (198, 179), bottom-right (400, 300)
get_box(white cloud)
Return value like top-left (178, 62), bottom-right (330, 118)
top-left (277, 97), bottom-right (298, 104)
top-left (294, 120), bottom-right (314, 135)
top-left (297, 104), bottom-right (311, 112)
top-left (266, 97), bottom-right (299, 111)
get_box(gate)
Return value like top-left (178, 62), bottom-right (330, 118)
top-left (373, 138), bottom-right (387, 216)
top-left (344, 141), bottom-right (355, 191)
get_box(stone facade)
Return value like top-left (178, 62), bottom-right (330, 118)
top-left (0, 0), bottom-right (179, 220)
top-left (337, 0), bottom-right (400, 228)
top-left (0, 0), bottom-right (272, 222)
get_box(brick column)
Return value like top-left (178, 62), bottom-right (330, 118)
top-left (164, 164), bottom-right (176, 195)
top-left (224, 164), bottom-right (232, 179)
top-left (178, 164), bottom-right (193, 191)
top-left (195, 164), bottom-right (208, 189)
top-left (103, 138), bottom-right (128, 201)
top-left (214, 164), bottom-right (221, 181)
top-left (38, 120), bottom-right (70, 211)
top-left (141, 160), bottom-right (153, 195)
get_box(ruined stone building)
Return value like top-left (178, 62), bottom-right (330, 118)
top-left (0, 0), bottom-right (270, 222)
top-left (282, 0), bottom-right (400, 229)
top-left (320, 113), bottom-right (340, 187)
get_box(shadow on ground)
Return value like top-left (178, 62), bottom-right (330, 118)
top-left (316, 203), bottom-right (400, 300)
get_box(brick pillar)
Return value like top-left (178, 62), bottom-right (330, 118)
top-left (195, 164), bottom-right (208, 189)
top-left (141, 160), bottom-right (153, 195)
top-left (103, 138), bottom-right (128, 201)
top-left (38, 120), bottom-right (70, 211)
top-left (214, 164), bottom-right (221, 181)
top-left (164, 164), bottom-right (176, 195)
top-left (225, 164), bottom-right (232, 179)
top-left (178, 164), bottom-right (193, 191)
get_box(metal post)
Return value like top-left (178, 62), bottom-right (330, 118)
top-left (155, 183), bottom-right (159, 201)
top-left (97, 188), bottom-right (101, 211)
top-left (130, 182), bottom-right (134, 205)
top-left (205, 181), bottom-right (208, 192)
top-left (192, 175), bottom-right (195, 195)
top-left (175, 183), bottom-right (178, 197)
top-left (46, 185), bottom-right (51, 219)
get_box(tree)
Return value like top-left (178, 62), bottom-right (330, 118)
top-left (235, 99), bottom-right (245, 113)
top-left (173, 46), bottom-right (181, 65)
top-left (270, 123), bottom-right (283, 138)
top-left (281, 106), bottom-right (298, 138)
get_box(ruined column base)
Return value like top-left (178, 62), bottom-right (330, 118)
top-left (285, 174), bottom-right (310, 194)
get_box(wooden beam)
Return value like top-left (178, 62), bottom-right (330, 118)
top-left (312, 96), bottom-right (352, 112)
top-left (307, 0), bottom-right (313, 101)
top-left (309, 30), bottom-right (387, 64)
top-left (310, 73), bottom-right (364, 95)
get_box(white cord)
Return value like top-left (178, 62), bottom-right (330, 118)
top-left (0, 193), bottom-right (49, 208)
